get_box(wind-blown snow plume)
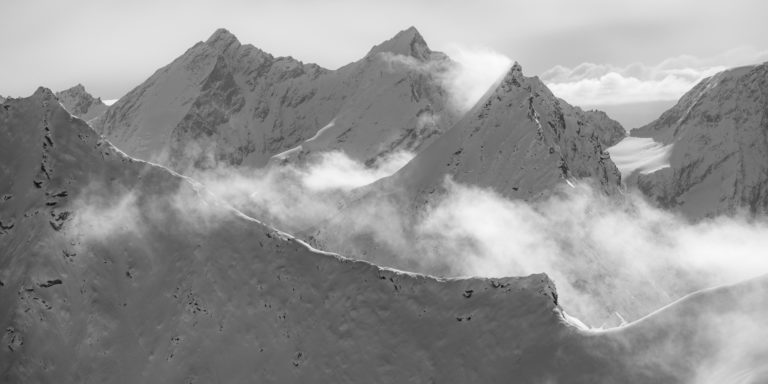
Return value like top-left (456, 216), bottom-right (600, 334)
top-left (440, 45), bottom-right (512, 112)
top-left (380, 45), bottom-right (511, 113)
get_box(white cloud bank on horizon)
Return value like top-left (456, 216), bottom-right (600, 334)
top-left (543, 47), bottom-right (768, 106)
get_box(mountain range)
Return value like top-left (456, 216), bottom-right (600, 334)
top-left (2, 86), bottom-right (767, 384)
top-left (2, 26), bottom-right (768, 383)
top-left (93, 27), bottom-right (460, 172)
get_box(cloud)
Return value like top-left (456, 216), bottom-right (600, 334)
top-left (309, 177), bottom-right (768, 328)
top-left (606, 136), bottom-right (673, 177)
top-left (301, 151), bottom-right (413, 191)
top-left (66, 148), bottom-right (768, 331)
top-left (542, 48), bottom-right (768, 106)
top-left (178, 150), bottom-right (413, 236)
top-left (69, 184), bottom-right (142, 242)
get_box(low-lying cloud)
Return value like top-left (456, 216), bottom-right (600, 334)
top-left (542, 47), bottom-right (768, 106)
top-left (68, 149), bottom-right (768, 330)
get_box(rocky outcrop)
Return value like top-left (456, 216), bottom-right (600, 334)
top-left (95, 27), bottom-right (459, 172)
top-left (55, 84), bottom-right (107, 122)
top-left (580, 109), bottom-right (626, 147)
top-left (631, 63), bottom-right (768, 219)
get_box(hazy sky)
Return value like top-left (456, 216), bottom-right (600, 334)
top-left (1, 0), bottom-right (766, 125)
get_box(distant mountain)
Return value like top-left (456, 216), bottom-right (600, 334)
top-left (630, 63), bottom-right (768, 219)
top-left (95, 27), bottom-right (459, 171)
top-left (3, 87), bottom-right (767, 384)
top-left (55, 84), bottom-right (107, 123)
top-left (0, 95), bottom-right (5, 104)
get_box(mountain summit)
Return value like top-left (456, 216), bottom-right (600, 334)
top-left (366, 26), bottom-right (432, 60)
top-left (55, 84), bottom-right (107, 122)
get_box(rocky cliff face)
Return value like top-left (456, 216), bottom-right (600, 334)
top-left (631, 63), bottom-right (768, 219)
top-left (55, 84), bottom-right (107, 123)
top-left (95, 27), bottom-right (458, 172)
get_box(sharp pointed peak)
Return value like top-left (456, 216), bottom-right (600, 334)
top-left (205, 28), bottom-right (241, 51)
top-left (367, 26), bottom-right (432, 60)
top-left (498, 62), bottom-right (529, 84)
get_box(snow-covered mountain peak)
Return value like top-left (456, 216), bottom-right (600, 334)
top-left (367, 26), bottom-right (432, 60)
top-left (55, 84), bottom-right (107, 122)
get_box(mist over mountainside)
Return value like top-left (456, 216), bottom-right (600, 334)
top-left (55, 84), bottom-right (107, 123)
top-left (628, 62), bottom-right (768, 219)
top-left (0, 95), bottom-right (5, 104)
top-left (94, 27), bottom-right (466, 172)
top-left (2, 85), bottom-right (768, 384)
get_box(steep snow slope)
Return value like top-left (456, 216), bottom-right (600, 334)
top-left (1, 88), bottom-right (767, 383)
top-left (95, 27), bottom-right (457, 171)
top-left (630, 63), bottom-right (768, 219)
top-left (55, 84), bottom-right (107, 123)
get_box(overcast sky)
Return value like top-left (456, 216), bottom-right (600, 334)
top-left (1, 0), bottom-right (766, 127)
